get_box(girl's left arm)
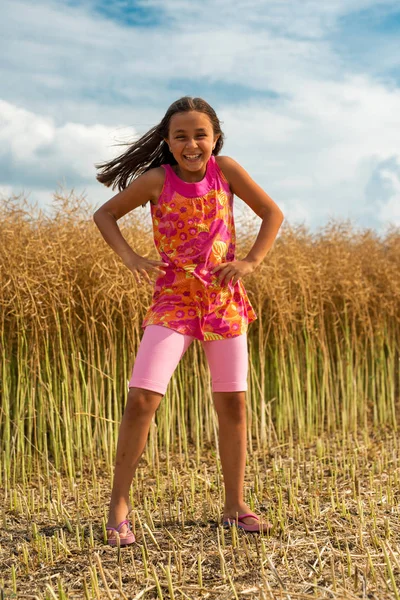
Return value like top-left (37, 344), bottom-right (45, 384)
top-left (217, 156), bottom-right (284, 266)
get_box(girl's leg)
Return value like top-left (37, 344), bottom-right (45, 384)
top-left (107, 386), bottom-right (163, 537)
top-left (107, 325), bottom-right (194, 540)
top-left (212, 390), bottom-right (250, 516)
top-left (203, 334), bottom-right (270, 530)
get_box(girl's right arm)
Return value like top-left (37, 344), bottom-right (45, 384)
top-left (93, 168), bottom-right (168, 284)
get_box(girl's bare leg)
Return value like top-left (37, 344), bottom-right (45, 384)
top-left (213, 390), bottom-right (271, 531)
top-left (107, 387), bottom-right (163, 539)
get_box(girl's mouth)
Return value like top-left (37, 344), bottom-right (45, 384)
top-left (183, 154), bottom-right (202, 163)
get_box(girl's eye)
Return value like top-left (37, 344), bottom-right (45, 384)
top-left (176, 134), bottom-right (206, 139)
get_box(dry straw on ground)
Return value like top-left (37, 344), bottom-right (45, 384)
top-left (0, 191), bottom-right (399, 599)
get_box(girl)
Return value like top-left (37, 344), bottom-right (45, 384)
top-left (94, 96), bottom-right (284, 546)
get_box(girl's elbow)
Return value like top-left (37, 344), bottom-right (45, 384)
top-left (93, 208), bottom-right (110, 222)
top-left (274, 207), bottom-right (284, 224)
top-left (264, 202), bottom-right (284, 223)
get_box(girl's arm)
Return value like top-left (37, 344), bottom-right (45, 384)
top-left (93, 168), bottom-right (168, 283)
top-left (216, 156), bottom-right (284, 266)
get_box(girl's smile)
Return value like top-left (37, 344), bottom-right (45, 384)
top-left (164, 111), bottom-right (220, 183)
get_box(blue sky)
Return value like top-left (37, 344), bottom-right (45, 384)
top-left (1, 0), bottom-right (400, 232)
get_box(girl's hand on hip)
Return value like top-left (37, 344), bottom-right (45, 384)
top-left (123, 253), bottom-right (169, 285)
top-left (211, 259), bottom-right (257, 287)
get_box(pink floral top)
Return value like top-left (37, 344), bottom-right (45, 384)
top-left (141, 154), bottom-right (257, 341)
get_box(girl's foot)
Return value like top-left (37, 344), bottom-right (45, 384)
top-left (106, 519), bottom-right (135, 546)
top-left (222, 503), bottom-right (273, 533)
top-left (107, 502), bottom-right (133, 543)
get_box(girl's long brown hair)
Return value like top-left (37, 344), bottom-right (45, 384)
top-left (95, 96), bottom-right (225, 207)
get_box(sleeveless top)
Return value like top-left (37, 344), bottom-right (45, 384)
top-left (141, 154), bottom-right (257, 341)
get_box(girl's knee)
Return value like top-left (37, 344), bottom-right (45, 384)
top-left (124, 387), bottom-right (163, 419)
top-left (213, 391), bottom-right (246, 420)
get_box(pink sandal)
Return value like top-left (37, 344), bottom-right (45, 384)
top-left (106, 519), bottom-right (136, 546)
top-left (222, 512), bottom-right (273, 533)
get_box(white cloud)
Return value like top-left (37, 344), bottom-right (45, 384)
top-left (1, 0), bottom-right (400, 229)
top-left (375, 164), bottom-right (400, 226)
top-left (379, 195), bottom-right (400, 226)
top-left (0, 100), bottom-right (130, 188)
top-left (218, 75), bottom-right (400, 226)
top-left (0, 184), bottom-right (14, 198)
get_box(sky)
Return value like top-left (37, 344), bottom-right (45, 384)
top-left (1, 0), bottom-right (400, 233)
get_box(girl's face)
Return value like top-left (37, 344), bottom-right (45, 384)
top-left (164, 111), bottom-right (220, 180)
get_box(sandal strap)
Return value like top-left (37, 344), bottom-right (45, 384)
top-left (238, 513), bottom-right (259, 521)
top-left (106, 519), bottom-right (130, 532)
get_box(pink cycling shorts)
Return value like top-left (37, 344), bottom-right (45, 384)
top-left (128, 325), bottom-right (248, 395)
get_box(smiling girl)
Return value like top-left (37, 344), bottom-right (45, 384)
top-left (94, 96), bottom-right (284, 545)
